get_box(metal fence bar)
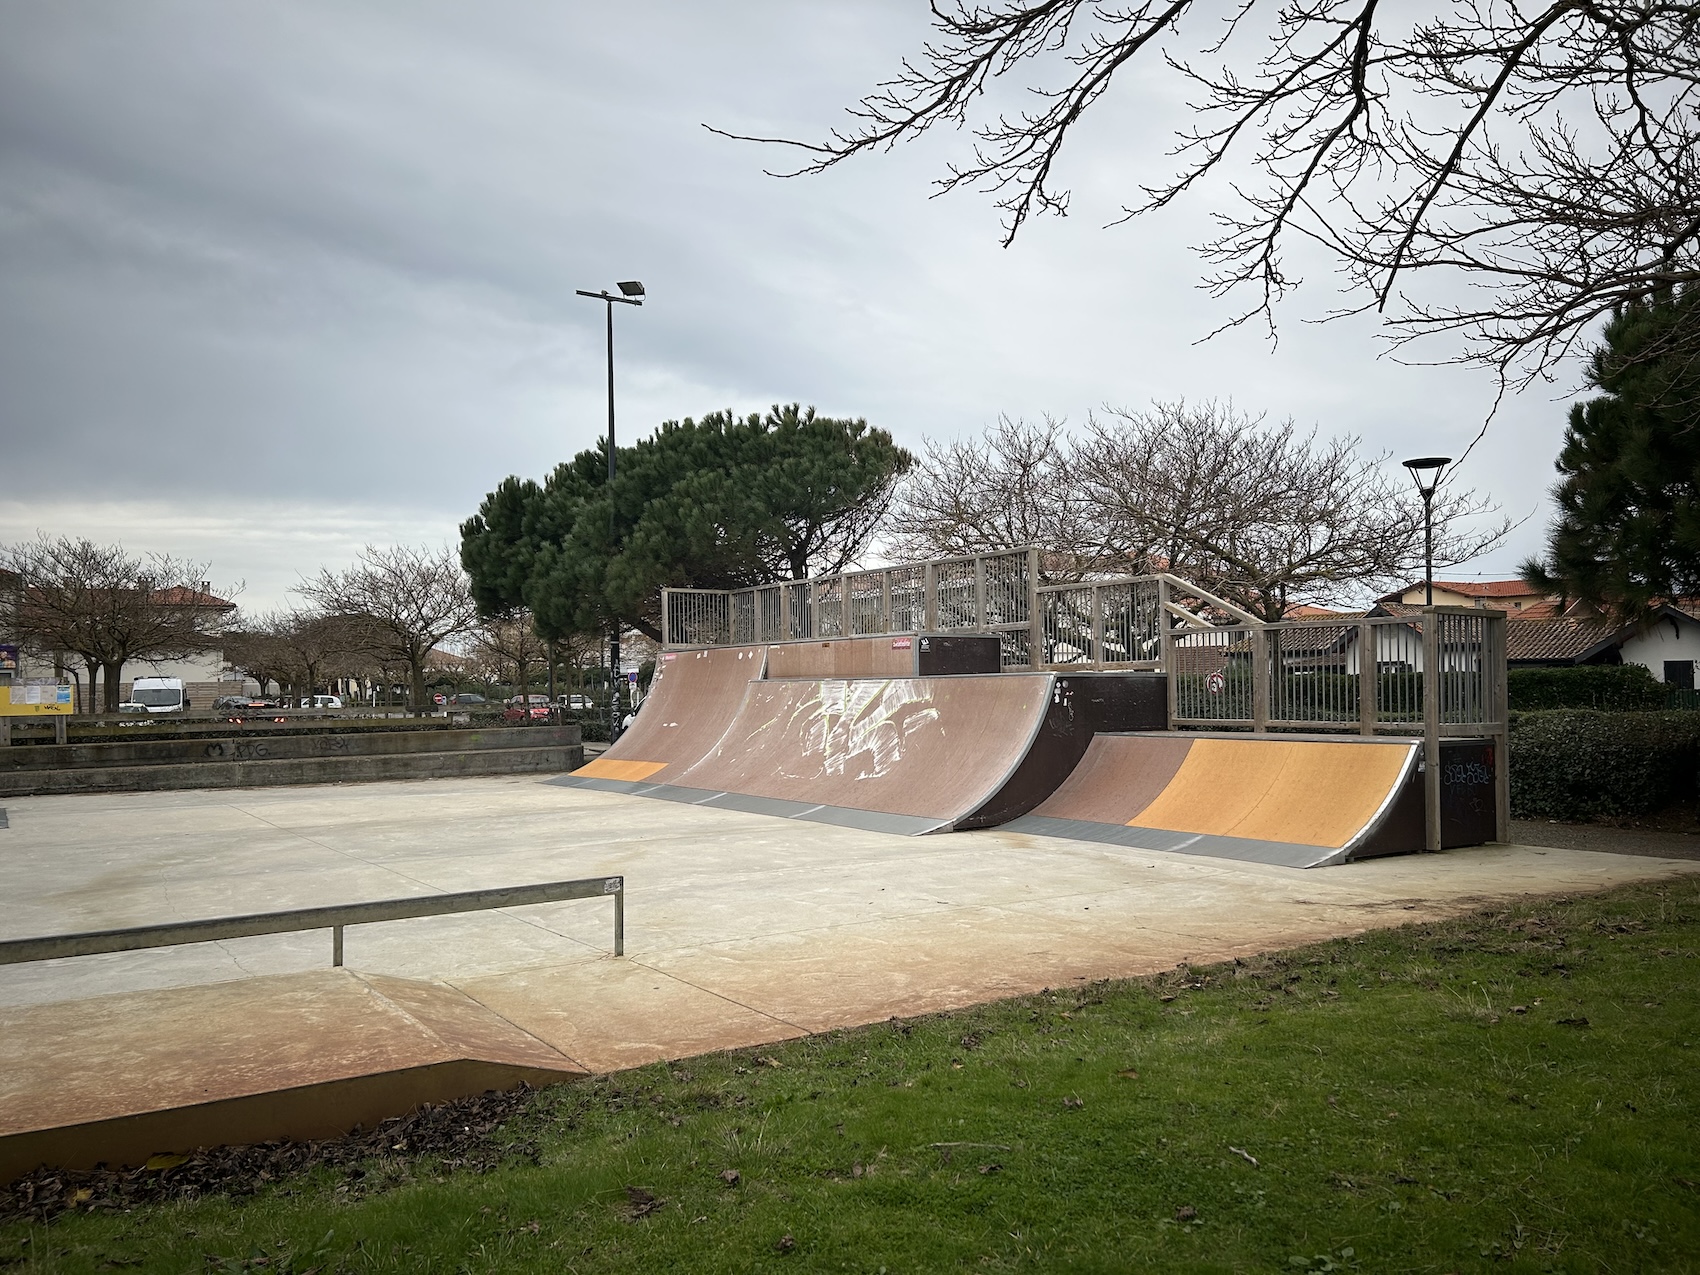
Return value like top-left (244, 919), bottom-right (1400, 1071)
top-left (0, 875), bottom-right (627, 966)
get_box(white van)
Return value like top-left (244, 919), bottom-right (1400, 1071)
top-left (121, 677), bottom-right (187, 714)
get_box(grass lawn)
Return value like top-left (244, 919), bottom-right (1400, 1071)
top-left (4, 880), bottom-right (1699, 1273)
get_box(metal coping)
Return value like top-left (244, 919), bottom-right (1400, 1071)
top-left (550, 773), bottom-right (951, 835)
top-left (999, 814), bottom-right (1356, 869)
top-left (0, 875), bottom-right (627, 965)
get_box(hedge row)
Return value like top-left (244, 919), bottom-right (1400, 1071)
top-left (1506, 664), bottom-right (1669, 711)
top-left (1509, 709), bottom-right (1700, 820)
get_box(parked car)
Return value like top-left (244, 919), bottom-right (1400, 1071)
top-left (305, 694), bottom-right (343, 709)
top-left (503, 694), bottom-right (552, 722)
top-left (212, 694), bottom-right (250, 712)
top-left (557, 694), bottom-right (594, 710)
top-left (451, 692), bottom-right (487, 705)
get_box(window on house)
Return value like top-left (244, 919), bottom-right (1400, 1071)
top-left (1665, 660), bottom-right (1694, 690)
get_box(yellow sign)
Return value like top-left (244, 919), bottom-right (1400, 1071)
top-left (0, 685), bottom-right (74, 716)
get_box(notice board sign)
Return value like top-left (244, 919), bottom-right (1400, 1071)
top-left (0, 685), bottom-right (73, 716)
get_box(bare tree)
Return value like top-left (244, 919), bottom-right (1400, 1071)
top-left (472, 611), bottom-right (549, 703)
top-left (296, 545), bottom-right (478, 711)
top-left (719, 2), bottom-right (1700, 389)
top-left (883, 415), bottom-right (1119, 581)
top-left (4, 535), bottom-right (231, 711)
top-left (1073, 402), bottom-right (1510, 620)
top-left (221, 621), bottom-right (288, 700)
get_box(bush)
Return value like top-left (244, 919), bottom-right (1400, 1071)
top-left (1507, 664), bottom-right (1665, 711)
top-left (1509, 709), bottom-right (1700, 819)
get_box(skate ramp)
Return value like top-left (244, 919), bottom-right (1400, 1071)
top-left (558, 670), bottom-right (1166, 836)
top-left (569, 645), bottom-right (766, 786)
top-left (658, 674), bottom-right (1060, 834)
top-left (1005, 733), bottom-right (1422, 868)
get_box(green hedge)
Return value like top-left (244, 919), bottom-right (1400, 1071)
top-left (1507, 664), bottom-right (1667, 712)
top-left (1509, 709), bottom-right (1700, 819)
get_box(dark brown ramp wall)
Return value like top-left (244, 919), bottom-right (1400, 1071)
top-left (957, 672), bottom-right (1168, 828)
top-left (764, 634), bottom-right (1002, 679)
top-left (669, 675), bottom-right (1056, 824)
top-left (573, 645), bottom-right (766, 783)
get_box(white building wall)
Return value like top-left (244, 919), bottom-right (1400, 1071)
top-left (1618, 615), bottom-right (1700, 680)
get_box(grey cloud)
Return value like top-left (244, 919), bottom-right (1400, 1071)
top-left (0, 1), bottom-right (1568, 609)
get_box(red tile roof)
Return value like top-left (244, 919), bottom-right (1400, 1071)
top-left (1504, 619), bottom-right (1618, 663)
top-left (151, 586), bottom-right (235, 609)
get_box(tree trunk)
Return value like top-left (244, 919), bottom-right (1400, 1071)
top-left (547, 640), bottom-right (558, 702)
top-left (81, 658), bottom-right (99, 715)
top-left (409, 655), bottom-right (427, 716)
top-left (102, 660), bottom-right (124, 712)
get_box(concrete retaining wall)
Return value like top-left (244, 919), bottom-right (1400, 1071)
top-left (0, 726), bottom-right (583, 796)
top-left (1, 726), bottom-right (578, 773)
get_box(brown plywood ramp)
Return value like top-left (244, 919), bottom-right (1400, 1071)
top-left (566, 645), bottom-right (766, 787)
top-left (1006, 733), bottom-right (1422, 868)
top-left (0, 969), bottom-right (582, 1183)
top-left (657, 674), bottom-right (1058, 834)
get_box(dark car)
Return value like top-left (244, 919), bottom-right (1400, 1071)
top-left (452, 692), bottom-right (487, 704)
top-left (212, 695), bottom-right (250, 712)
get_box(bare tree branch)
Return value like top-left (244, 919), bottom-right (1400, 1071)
top-left (722, 1), bottom-right (1700, 386)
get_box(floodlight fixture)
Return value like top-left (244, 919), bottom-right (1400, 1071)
top-left (575, 281), bottom-right (649, 740)
top-left (1401, 456), bottom-right (1453, 606)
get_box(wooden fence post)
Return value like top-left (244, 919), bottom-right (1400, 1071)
top-left (1422, 609), bottom-right (1443, 853)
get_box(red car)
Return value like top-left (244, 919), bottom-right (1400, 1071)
top-left (503, 694), bottom-right (552, 722)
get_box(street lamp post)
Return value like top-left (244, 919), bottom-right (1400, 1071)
top-left (575, 280), bottom-right (645, 743)
top-left (1401, 456), bottom-right (1452, 606)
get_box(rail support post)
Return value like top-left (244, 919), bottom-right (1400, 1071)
top-left (1357, 620), bottom-right (1376, 736)
top-left (1251, 627), bottom-right (1270, 734)
top-left (1422, 609), bottom-right (1443, 853)
top-left (332, 924), bottom-right (344, 967)
top-left (53, 716), bottom-right (67, 745)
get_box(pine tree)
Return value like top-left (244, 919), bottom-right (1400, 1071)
top-left (1523, 287), bottom-right (1700, 619)
top-left (459, 406), bottom-right (911, 640)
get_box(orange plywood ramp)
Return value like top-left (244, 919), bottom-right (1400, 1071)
top-left (1014, 733), bottom-right (1422, 868)
top-left (572, 645), bottom-right (766, 784)
top-left (0, 969), bottom-right (582, 1182)
top-left (666, 675), bottom-right (1056, 833)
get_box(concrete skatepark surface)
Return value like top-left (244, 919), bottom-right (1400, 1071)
top-left (3, 774), bottom-right (1698, 1177)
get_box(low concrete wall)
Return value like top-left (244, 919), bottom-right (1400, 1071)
top-left (0, 744), bottom-right (583, 797)
top-left (1, 726), bottom-right (579, 773)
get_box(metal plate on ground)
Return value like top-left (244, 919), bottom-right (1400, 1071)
top-left (1000, 814), bottom-right (1354, 869)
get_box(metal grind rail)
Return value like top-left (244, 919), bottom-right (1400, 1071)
top-left (0, 875), bottom-right (626, 967)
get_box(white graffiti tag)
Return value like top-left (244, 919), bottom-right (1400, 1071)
top-left (777, 681), bottom-right (940, 780)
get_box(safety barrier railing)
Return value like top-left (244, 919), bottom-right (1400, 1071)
top-left (1166, 610), bottom-right (1503, 734)
top-left (664, 554), bottom-right (1277, 674)
top-left (0, 875), bottom-right (627, 967)
top-left (663, 548), bottom-right (1041, 668)
top-left (1032, 572), bottom-right (1261, 669)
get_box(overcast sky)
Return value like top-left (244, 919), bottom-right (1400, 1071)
top-left (0, 2), bottom-right (1582, 612)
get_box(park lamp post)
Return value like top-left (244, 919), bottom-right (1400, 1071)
top-left (575, 279), bottom-right (644, 743)
top-left (1401, 456), bottom-right (1451, 607)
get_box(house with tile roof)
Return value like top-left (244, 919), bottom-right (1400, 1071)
top-left (1369, 581), bottom-right (1700, 688)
